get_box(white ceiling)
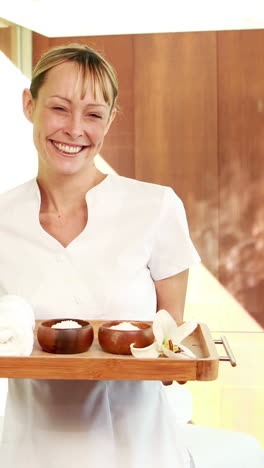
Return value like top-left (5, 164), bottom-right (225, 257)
top-left (0, 0), bottom-right (264, 37)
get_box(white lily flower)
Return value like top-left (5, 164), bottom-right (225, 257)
top-left (130, 309), bottom-right (197, 359)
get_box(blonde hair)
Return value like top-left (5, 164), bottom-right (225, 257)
top-left (30, 43), bottom-right (118, 110)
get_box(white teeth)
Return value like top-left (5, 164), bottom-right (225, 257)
top-left (53, 142), bottom-right (83, 154)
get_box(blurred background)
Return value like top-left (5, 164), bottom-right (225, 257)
top-left (0, 0), bottom-right (263, 447)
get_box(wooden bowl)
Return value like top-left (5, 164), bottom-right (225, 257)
top-left (37, 319), bottom-right (94, 354)
top-left (98, 320), bottom-right (154, 355)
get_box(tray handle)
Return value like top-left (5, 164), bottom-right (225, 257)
top-left (214, 336), bottom-right (237, 367)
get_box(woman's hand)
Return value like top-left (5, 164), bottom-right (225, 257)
top-left (162, 381), bottom-right (187, 386)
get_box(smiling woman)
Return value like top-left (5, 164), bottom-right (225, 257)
top-left (23, 50), bottom-right (117, 181)
top-left (21, 45), bottom-right (117, 247)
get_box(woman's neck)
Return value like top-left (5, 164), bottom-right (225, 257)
top-left (36, 167), bottom-right (106, 215)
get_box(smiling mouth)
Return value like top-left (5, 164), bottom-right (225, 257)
top-left (51, 140), bottom-right (89, 155)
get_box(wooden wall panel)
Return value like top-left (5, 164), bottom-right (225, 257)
top-left (32, 33), bottom-right (135, 178)
top-left (218, 30), bottom-right (264, 326)
top-left (0, 25), bottom-right (17, 64)
top-left (0, 26), bottom-right (12, 58)
top-left (134, 32), bottom-right (219, 275)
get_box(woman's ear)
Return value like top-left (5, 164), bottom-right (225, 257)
top-left (22, 88), bottom-right (34, 122)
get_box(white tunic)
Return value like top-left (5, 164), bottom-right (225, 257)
top-left (0, 173), bottom-right (200, 319)
top-left (0, 174), bottom-right (200, 467)
top-left (1, 174), bottom-right (263, 467)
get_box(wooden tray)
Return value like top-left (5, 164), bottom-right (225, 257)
top-left (0, 321), bottom-right (219, 381)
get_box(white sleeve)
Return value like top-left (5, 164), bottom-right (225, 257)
top-left (147, 187), bottom-right (201, 281)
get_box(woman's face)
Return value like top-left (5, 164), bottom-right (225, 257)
top-left (23, 61), bottom-right (116, 177)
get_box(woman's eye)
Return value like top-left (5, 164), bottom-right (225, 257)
top-left (89, 113), bottom-right (102, 119)
top-left (53, 106), bottom-right (66, 111)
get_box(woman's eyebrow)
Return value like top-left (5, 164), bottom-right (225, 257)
top-left (49, 95), bottom-right (71, 102)
top-left (48, 95), bottom-right (108, 108)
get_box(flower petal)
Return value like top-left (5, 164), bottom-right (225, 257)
top-left (130, 341), bottom-right (160, 358)
top-left (169, 320), bottom-right (198, 344)
top-left (177, 343), bottom-right (197, 358)
top-left (161, 344), bottom-right (196, 359)
top-left (153, 309), bottom-right (178, 346)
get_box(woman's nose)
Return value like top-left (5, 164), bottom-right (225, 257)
top-left (63, 114), bottom-right (84, 139)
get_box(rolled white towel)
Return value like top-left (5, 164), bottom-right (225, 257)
top-left (0, 295), bottom-right (35, 356)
